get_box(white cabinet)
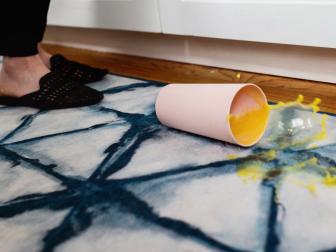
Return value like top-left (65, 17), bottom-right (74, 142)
top-left (158, 0), bottom-right (336, 48)
top-left (48, 0), bottom-right (161, 33)
top-left (48, 0), bottom-right (336, 48)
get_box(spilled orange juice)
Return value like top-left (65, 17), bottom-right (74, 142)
top-left (233, 95), bottom-right (335, 199)
top-left (229, 104), bottom-right (270, 146)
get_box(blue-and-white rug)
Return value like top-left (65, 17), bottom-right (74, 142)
top-left (0, 75), bottom-right (336, 252)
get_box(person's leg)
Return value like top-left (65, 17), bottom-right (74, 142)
top-left (0, 0), bottom-right (51, 56)
top-left (0, 1), bottom-right (51, 97)
top-left (38, 44), bottom-right (52, 68)
top-left (0, 56), bottom-right (49, 97)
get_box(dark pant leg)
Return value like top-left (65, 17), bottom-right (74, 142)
top-left (0, 0), bottom-right (51, 57)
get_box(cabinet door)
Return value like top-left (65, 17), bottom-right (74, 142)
top-left (159, 0), bottom-right (336, 48)
top-left (48, 0), bottom-right (161, 33)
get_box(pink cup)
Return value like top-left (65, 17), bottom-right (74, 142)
top-left (155, 84), bottom-right (269, 147)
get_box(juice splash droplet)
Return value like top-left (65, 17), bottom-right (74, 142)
top-left (323, 171), bottom-right (336, 187)
top-left (236, 73), bottom-right (241, 80)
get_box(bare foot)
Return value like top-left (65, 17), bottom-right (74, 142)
top-left (0, 55), bottom-right (50, 97)
top-left (38, 44), bottom-right (52, 69)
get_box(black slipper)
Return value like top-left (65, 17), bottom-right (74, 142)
top-left (50, 54), bottom-right (108, 84)
top-left (0, 72), bottom-right (104, 110)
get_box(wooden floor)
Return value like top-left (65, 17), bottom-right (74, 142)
top-left (43, 44), bottom-right (336, 114)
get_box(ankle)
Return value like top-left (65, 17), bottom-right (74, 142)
top-left (3, 55), bottom-right (49, 78)
top-left (3, 55), bottom-right (39, 75)
top-left (38, 44), bottom-right (52, 68)
top-left (0, 55), bottom-right (50, 97)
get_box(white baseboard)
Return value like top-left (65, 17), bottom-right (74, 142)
top-left (44, 26), bottom-right (336, 84)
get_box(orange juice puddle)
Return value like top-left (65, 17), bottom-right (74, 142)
top-left (232, 95), bottom-right (335, 201)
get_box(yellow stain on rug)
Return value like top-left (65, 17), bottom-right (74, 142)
top-left (292, 178), bottom-right (318, 195)
top-left (226, 154), bottom-right (239, 160)
top-left (237, 163), bottom-right (265, 184)
top-left (323, 171), bottom-right (336, 187)
top-left (260, 149), bottom-right (277, 161)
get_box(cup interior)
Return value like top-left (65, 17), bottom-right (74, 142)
top-left (229, 85), bottom-right (269, 147)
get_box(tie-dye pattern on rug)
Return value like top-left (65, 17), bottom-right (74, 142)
top-left (0, 74), bottom-right (336, 252)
